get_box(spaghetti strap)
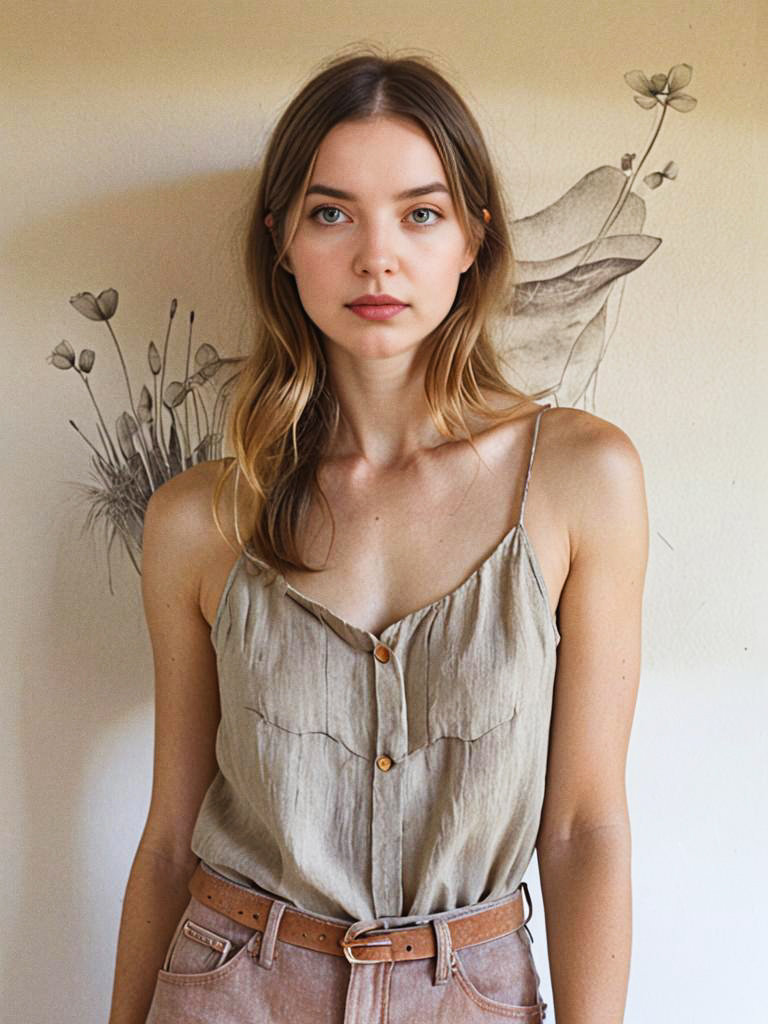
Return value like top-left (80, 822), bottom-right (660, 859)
top-left (518, 404), bottom-right (553, 529)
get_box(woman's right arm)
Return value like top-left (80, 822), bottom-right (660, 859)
top-left (107, 468), bottom-right (224, 1023)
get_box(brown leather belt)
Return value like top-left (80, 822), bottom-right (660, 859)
top-left (188, 862), bottom-right (530, 965)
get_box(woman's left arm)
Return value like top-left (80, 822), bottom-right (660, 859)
top-left (536, 418), bottom-right (649, 1024)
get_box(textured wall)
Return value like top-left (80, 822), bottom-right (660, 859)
top-left (3, 1), bottom-right (766, 1020)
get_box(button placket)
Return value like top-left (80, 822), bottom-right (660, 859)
top-left (370, 639), bottom-right (406, 917)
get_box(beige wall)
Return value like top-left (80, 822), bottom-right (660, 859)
top-left (3, 2), bottom-right (766, 1020)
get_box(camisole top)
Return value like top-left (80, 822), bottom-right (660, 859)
top-left (190, 403), bottom-right (560, 926)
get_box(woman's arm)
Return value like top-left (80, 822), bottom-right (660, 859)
top-left (108, 468), bottom-right (224, 1024)
top-left (536, 417), bottom-right (649, 1024)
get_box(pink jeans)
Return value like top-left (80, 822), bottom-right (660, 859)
top-left (146, 864), bottom-right (548, 1023)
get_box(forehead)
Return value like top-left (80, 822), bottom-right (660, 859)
top-left (307, 117), bottom-right (449, 199)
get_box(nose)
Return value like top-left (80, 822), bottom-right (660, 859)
top-left (352, 218), bottom-right (400, 277)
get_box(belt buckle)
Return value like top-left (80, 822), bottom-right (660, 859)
top-left (340, 935), bottom-right (394, 964)
top-left (339, 919), bottom-right (395, 964)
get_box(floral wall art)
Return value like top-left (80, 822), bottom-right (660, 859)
top-left (47, 64), bottom-right (696, 580)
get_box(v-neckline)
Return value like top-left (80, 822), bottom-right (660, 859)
top-left (236, 520), bottom-right (555, 646)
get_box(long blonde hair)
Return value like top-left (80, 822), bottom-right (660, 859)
top-left (213, 45), bottom-right (552, 573)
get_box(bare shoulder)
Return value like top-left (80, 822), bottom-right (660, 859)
top-left (142, 458), bottom-right (239, 604)
top-left (540, 406), bottom-right (647, 556)
top-left (145, 457), bottom-right (235, 538)
top-left (541, 404), bottom-right (645, 471)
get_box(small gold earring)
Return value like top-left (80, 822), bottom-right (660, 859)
top-left (482, 207), bottom-right (492, 224)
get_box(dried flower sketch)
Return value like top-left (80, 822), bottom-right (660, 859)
top-left (47, 64), bottom-right (696, 581)
top-left (49, 293), bottom-right (245, 585)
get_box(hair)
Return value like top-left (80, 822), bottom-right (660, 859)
top-left (212, 43), bottom-right (553, 574)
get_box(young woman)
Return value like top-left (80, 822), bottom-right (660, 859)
top-left (108, 48), bottom-right (648, 1024)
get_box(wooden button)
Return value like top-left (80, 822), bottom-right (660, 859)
top-left (376, 755), bottom-right (393, 772)
top-left (373, 643), bottom-right (390, 663)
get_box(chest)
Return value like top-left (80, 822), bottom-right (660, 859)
top-left (201, 412), bottom-right (567, 639)
top-left (281, 445), bottom-right (532, 637)
top-left (214, 528), bottom-right (558, 754)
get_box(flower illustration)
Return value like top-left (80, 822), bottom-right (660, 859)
top-left (48, 61), bottom-right (698, 584)
top-left (70, 288), bottom-right (119, 321)
top-left (48, 339), bottom-right (77, 369)
top-left (48, 291), bottom-right (246, 583)
top-left (643, 160), bottom-right (679, 190)
top-left (624, 64), bottom-right (697, 112)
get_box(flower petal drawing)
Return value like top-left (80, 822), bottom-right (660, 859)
top-left (624, 70), bottom-right (654, 96)
top-left (666, 93), bottom-right (697, 112)
top-left (667, 63), bottom-right (693, 92)
top-left (49, 339), bottom-right (76, 369)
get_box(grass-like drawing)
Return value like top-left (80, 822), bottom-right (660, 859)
top-left (49, 294), bottom-right (245, 583)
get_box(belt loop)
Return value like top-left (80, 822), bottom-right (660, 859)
top-left (520, 880), bottom-right (536, 942)
top-left (432, 918), bottom-right (453, 986)
top-left (257, 898), bottom-right (287, 969)
top-left (519, 881), bottom-right (533, 927)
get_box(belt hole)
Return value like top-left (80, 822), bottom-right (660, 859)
top-left (405, 944), bottom-right (413, 951)
top-left (318, 933), bottom-right (326, 941)
top-left (252, 913), bottom-right (260, 920)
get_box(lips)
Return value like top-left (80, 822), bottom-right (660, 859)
top-left (347, 302), bottom-right (408, 321)
top-left (347, 293), bottom-right (407, 307)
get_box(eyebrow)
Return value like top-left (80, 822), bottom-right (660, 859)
top-left (305, 181), bottom-right (451, 202)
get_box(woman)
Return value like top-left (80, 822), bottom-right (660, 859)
top-left (109, 48), bottom-right (648, 1024)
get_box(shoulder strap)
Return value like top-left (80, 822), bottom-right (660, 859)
top-left (518, 404), bottom-right (552, 528)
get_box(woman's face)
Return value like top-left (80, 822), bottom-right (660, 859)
top-left (283, 116), bottom-right (478, 362)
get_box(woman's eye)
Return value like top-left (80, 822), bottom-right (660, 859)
top-left (310, 206), bottom-right (443, 227)
top-left (312, 206), bottom-right (349, 225)
top-left (408, 207), bottom-right (442, 227)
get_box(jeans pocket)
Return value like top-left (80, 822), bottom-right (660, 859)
top-left (158, 896), bottom-right (261, 986)
top-left (451, 926), bottom-right (546, 1019)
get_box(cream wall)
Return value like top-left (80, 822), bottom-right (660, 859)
top-left (3, 2), bottom-right (766, 1021)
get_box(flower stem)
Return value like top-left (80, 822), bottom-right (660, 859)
top-left (191, 387), bottom-right (202, 448)
top-left (69, 419), bottom-right (111, 467)
top-left (103, 319), bottom-right (160, 490)
top-left (582, 98), bottom-right (668, 265)
top-left (81, 373), bottom-right (120, 464)
top-left (184, 315), bottom-right (192, 460)
top-left (157, 307), bottom-right (174, 465)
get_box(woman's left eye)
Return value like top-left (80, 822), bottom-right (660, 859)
top-left (408, 207), bottom-right (442, 227)
top-left (310, 206), bottom-right (442, 227)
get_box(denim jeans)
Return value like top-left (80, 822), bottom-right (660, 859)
top-left (145, 864), bottom-right (547, 1022)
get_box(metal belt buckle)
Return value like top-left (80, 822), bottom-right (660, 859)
top-left (340, 934), bottom-right (394, 964)
top-left (339, 919), bottom-right (396, 964)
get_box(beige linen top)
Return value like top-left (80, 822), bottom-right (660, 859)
top-left (190, 403), bottom-right (560, 925)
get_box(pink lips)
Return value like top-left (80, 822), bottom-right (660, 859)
top-left (347, 293), bottom-right (408, 321)
top-left (348, 304), bottom-right (407, 320)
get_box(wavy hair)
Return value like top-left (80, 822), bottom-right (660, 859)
top-left (213, 44), bottom-right (552, 573)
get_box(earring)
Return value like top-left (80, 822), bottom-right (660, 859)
top-left (264, 212), bottom-right (274, 230)
top-left (482, 207), bottom-right (492, 224)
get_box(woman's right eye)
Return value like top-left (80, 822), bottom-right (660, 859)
top-left (311, 205), bottom-right (348, 225)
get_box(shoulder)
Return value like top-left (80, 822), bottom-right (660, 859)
top-left (142, 458), bottom-right (239, 599)
top-left (144, 457), bottom-right (236, 546)
top-left (541, 406), bottom-right (648, 562)
top-left (542, 405), bottom-right (645, 479)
